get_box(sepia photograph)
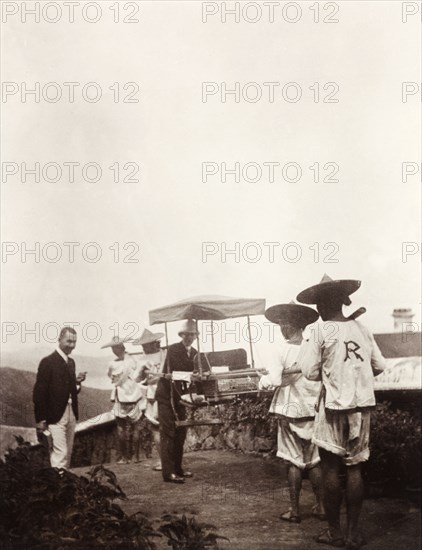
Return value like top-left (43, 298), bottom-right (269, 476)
top-left (1, 1), bottom-right (421, 548)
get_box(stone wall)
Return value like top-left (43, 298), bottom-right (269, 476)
top-left (71, 393), bottom-right (421, 485)
top-left (71, 400), bottom-right (277, 467)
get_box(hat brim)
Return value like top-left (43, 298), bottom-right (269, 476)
top-left (265, 304), bottom-right (319, 327)
top-left (296, 280), bottom-right (361, 305)
top-left (178, 329), bottom-right (199, 336)
top-left (101, 337), bottom-right (132, 349)
top-left (132, 332), bottom-right (164, 346)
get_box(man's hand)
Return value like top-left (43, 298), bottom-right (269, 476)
top-left (256, 368), bottom-right (269, 376)
top-left (76, 371), bottom-right (87, 384)
top-left (36, 420), bottom-right (47, 432)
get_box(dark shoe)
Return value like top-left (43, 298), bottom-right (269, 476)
top-left (315, 529), bottom-right (345, 547)
top-left (153, 464), bottom-right (162, 471)
top-left (164, 474), bottom-right (185, 484)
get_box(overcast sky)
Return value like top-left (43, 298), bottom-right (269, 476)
top-left (1, 1), bottom-right (421, 360)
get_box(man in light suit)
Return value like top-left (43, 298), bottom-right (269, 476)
top-left (155, 319), bottom-right (198, 483)
top-left (33, 327), bottom-right (86, 469)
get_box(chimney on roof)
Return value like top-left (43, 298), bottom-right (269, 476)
top-left (392, 308), bottom-right (414, 332)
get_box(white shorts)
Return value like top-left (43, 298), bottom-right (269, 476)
top-left (277, 417), bottom-right (320, 470)
top-left (312, 407), bottom-right (371, 466)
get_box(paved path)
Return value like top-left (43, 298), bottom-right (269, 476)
top-left (75, 450), bottom-right (421, 549)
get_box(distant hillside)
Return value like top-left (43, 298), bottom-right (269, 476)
top-left (0, 367), bottom-right (112, 427)
top-left (0, 347), bottom-right (145, 389)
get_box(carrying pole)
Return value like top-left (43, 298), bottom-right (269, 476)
top-left (195, 319), bottom-right (202, 377)
top-left (246, 315), bottom-right (255, 368)
top-left (211, 320), bottom-right (215, 352)
top-left (164, 322), bottom-right (169, 347)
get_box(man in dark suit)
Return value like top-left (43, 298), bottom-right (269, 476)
top-left (155, 319), bottom-right (198, 483)
top-left (33, 327), bottom-right (86, 469)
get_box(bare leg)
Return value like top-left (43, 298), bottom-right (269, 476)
top-left (116, 419), bottom-right (128, 463)
top-left (345, 464), bottom-right (364, 545)
top-left (153, 426), bottom-right (161, 462)
top-left (141, 417), bottom-right (154, 458)
top-left (308, 464), bottom-right (325, 515)
top-left (319, 448), bottom-right (343, 539)
top-left (287, 464), bottom-right (302, 517)
top-left (126, 421), bottom-right (134, 463)
top-left (132, 420), bottom-right (141, 462)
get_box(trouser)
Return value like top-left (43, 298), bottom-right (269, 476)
top-left (158, 400), bottom-right (187, 479)
top-left (48, 403), bottom-right (76, 469)
top-left (146, 420), bottom-right (161, 459)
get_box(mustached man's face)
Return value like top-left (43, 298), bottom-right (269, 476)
top-left (181, 332), bottom-right (197, 347)
top-left (58, 331), bottom-right (77, 355)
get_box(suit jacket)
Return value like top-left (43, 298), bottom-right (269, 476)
top-left (33, 351), bottom-right (79, 424)
top-left (155, 341), bottom-right (197, 404)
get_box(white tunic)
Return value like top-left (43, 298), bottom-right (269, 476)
top-left (137, 348), bottom-right (167, 424)
top-left (260, 341), bottom-right (321, 420)
top-left (108, 353), bottom-right (146, 419)
top-left (300, 319), bottom-right (386, 412)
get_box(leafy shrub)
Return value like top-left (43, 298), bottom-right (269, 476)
top-left (0, 437), bottom-right (227, 549)
top-left (0, 437), bottom-right (158, 549)
top-left (218, 395), bottom-right (277, 438)
top-left (159, 514), bottom-right (228, 549)
top-left (365, 401), bottom-right (421, 489)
